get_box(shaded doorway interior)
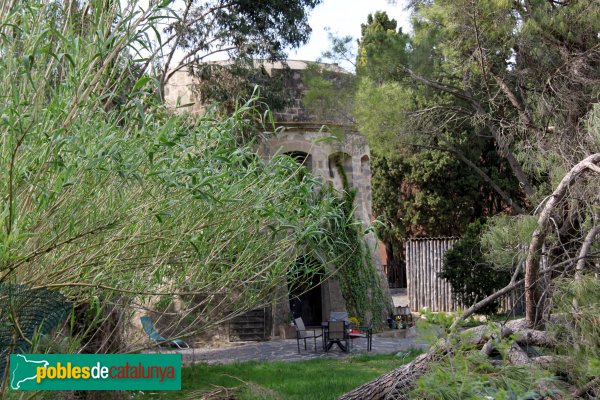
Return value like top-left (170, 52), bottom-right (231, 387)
top-left (289, 256), bottom-right (322, 326)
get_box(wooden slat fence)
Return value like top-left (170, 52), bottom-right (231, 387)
top-left (406, 237), bottom-right (458, 312)
top-left (406, 237), bottom-right (525, 314)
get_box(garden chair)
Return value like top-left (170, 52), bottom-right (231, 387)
top-left (140, 316), bottom-right (190, 349)
top-left (294, 317), bottom-right (322, 353)
top-left (329, 311), bottom-right (349, 322)
top-left (348, 325), bottom-right (372, 351)
top-left (325, 320), bottom-right (349, 352)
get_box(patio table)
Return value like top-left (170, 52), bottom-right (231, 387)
top-left (321, 321), bottom-right (349, 352)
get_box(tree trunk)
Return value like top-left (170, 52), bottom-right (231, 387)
top-left (507, 342), bottom-right (530, 365)
top-left (576, 222), bottom-right (600, 280)
top-left (524, 153), bottom-right (600, 327)
top-left (338, 351), bottom-right (442, 400)
top-left (514, 329), bottom-right (556, 347)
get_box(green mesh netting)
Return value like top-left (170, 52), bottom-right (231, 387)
top-left (0, 284), bottom-right (71, 380)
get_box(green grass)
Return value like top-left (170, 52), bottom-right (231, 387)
top-left (137, 349), bottom-right (422, 400)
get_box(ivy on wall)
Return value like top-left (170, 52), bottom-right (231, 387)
top-left (327, 156), bottom-right (390, 330)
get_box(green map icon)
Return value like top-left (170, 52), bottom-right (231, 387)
top-left (10, 354), bottom-right (49, 390)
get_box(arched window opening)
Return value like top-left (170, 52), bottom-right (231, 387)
top-left (284, 151), bottom-right (312, 172)
top-left (360, 155), bottom-right (370, 178)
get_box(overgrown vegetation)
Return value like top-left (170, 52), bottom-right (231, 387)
top-left (410, 332), bottom-right (557, 400)
top-left (548, 277), bottom-right (600, 398)
top-left (0, 0), bottom-right (368, 390)
top-left (441, 220), bottom-right (511, 315)
top-left (327, 157), bottom-right (390, 330)
top-left (328, 189), bottom-right (389, 330)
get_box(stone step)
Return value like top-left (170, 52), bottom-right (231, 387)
top-left (230, 326), bottom-right (265, 333)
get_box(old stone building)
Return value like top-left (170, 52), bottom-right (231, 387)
top-left (164, 60), bottom-right (391, 339)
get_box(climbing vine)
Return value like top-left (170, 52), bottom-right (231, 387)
top-left (326, 156), bottom-right (390, 330)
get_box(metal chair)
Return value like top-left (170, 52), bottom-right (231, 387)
top-left (294, 317), bottom-right (322, 353)
top-left (140, 316), bottom-right (190, 349)
top-left (325, 320), bottom-right (349, 352)
top-left (329, 311), bottom-right (349, 322)
top-left (348, 325), bottom-right (372, 351)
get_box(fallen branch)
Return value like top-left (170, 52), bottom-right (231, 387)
top-left (340, 319), bottom-right (561, 399)
top-left (514, 329), bottom-right (556, 347)
top-left (531, 355), bottom-right (568, 368)
top-left (573, 376), bottom-right (600, 398)
top-left (450, 274), bottom-right (524, 330)
top-left (338, 352), bottom-right (437, 400)
top-left (480, 338), bottom-right (495, 357)
top-left (507, 342), bottom-right (530, 365)
top-left (576, 223), bottom-right (600, 280)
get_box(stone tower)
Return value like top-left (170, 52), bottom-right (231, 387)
top-left (164, 60), bottom-right (391, 335)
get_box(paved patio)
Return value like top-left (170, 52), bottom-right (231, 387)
top-left (157, 331), bottom-right (429, 365)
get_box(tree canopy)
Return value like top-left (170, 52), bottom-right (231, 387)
top-left (357, 1), bottom-right (600, 204)
top-left (344, 0), bottom-right (599, 325)
top-left (339, 8), bottom-right (524, 269)
top-left (156, 0), bottom-right (321, 93)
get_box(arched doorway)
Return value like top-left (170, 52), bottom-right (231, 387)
top-left (288, 256), bottom-right (323, 326)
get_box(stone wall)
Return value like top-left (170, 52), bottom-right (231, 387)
top-left (163, 70), bottom-right (205, 114)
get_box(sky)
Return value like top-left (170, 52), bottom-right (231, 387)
top-left (289, 0), bottom-right (412, 71)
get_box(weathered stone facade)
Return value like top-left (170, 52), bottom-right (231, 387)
top-left (164, 60), bottom-right (390, 337)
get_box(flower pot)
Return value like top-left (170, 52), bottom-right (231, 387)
top-left (279, 324), bottom-right (296, 339)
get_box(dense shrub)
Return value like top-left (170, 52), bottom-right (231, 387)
top-left (440, 220), bottom-right (511, 314)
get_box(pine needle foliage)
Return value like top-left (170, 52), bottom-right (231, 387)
top-left (549, 277), bottom-right (600, 397)
top-left (410, 323), bottom-right (558, 400)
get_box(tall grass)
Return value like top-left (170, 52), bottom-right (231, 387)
top-left (0, 0), bottom-right (356, 357)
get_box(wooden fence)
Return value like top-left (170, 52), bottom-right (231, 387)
top-left (405, 237), bottom-right (524, 314)
top-left (406, 237), bottom-right (458, 312)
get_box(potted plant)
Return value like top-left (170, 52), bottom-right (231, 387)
top-left (279, 314), bottom-right (297, 339)
top-left (395, 316), bottom-right (403, 329)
